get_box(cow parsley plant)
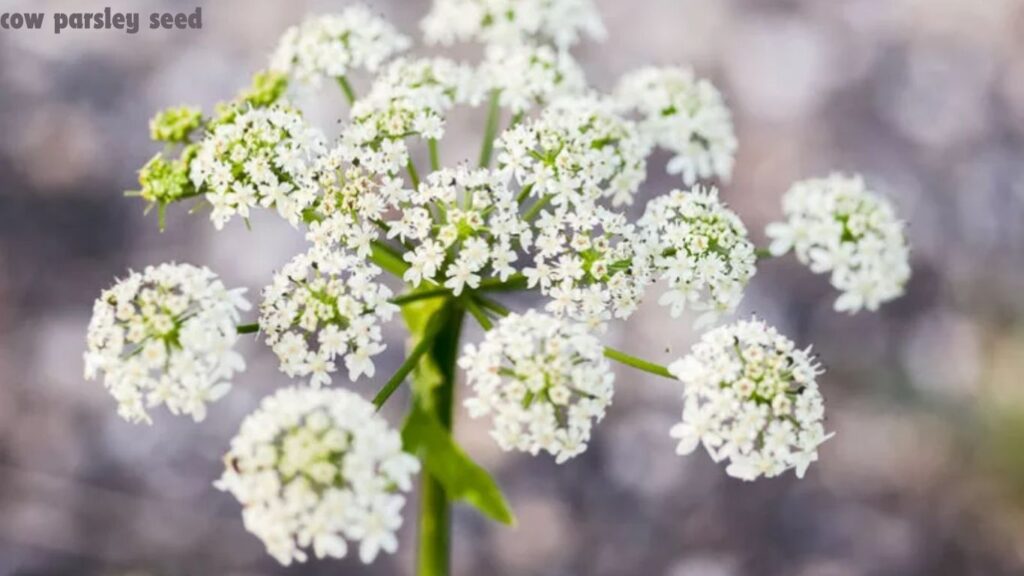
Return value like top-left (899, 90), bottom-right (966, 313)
top-left (85, 3), bottom-right (913, 574)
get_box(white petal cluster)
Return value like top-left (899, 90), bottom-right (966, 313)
top-left (766, 174), bottom-right (911, 313)
top-left (394, 168), bottom-right (532, 295)
top-left (306, 158), bottom-right (404, 258)
top-left (459, 311), bottom-right (614, 463)
top-left (478, 44), bottom-right (586, 114)
top-left (616, 67), bottom-right (737, 186)
top-left (498, 95), bottom-right (648, 207)
top-left (422, 0), bottom-right (606, 49)
top-left (269, 8), bottom-right (410, 86)
top-left (215, 387), bottom-right (420, 566)
top-left (669, 318), bottom-right (830, 481)
top-left (84, 263), bottom-right (249, 424)
top-left (308, 162), bottom-right (531, 295)
top-left (190, 104), bottom-right (326, 229)
top-left (344, 57), bottom-right (479, 174)
top-left (526, 203), bottom-right (652, 327)
top-left (640, 187), bottom-right (756, 327)
top-left (260, 249), bottom-right (398, 387)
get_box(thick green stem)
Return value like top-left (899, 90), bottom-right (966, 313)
top-left (415, 303), bottom-right (465, 576)
top-left (337, 76), bottom-right (356, 105)
top-left (478, 90), bottom-right (501, 168)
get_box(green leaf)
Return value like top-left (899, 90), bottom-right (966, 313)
top-left (402, 401), bottom-right (516, 525)
top-left (400, 296), bottom-right (448, 409)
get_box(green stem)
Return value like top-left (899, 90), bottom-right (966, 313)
top-left (416, 303), bottom-right (465, 576)
top-left (407, 158), bottom-right (422, 189)
top-left (478, 274), bottom-right (528, 293)
top-left (755, 247), bottom-right (773, 260)
top-left (515, 183), bottom-right (534, 205)
top-left (236, 323), bottom-right (259, 335)
top-left (523, 194), bottom-right (553, 222)
top-left (373, 317), bottom-right (445, 409)
top-left (478, 90), bottom-right (501, 168)
top-left (467, 297), bottom-right (677, 382)
top-left (465, 298), bottom-right (494, 330)
top-left (371, 240), bottom-right (410, 278)
top-left (392, 287), bottom-right (451, 306)
top-left (429, 139), bottom-right (441, 172)
top-left (337, 76), bottom-right (356, 105)
top-left (603, 347), bottom-right (675, 380)
top-left (473, 295), bottom-right (509, 317)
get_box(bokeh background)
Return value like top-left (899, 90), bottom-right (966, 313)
top-left (2, 0), bottom-right (1024, 574)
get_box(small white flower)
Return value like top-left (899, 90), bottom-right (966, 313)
top-left (270, 8), bottom-right (410, 87)
top-left (397, 167), bottom-right (531, 292)
top-left (84, 263), bottom-right (249, 424)
top-left (422, 0), bottom-right (606, 49)
top-left (310, 163), bottom-right (530, 295)
top-left (459, 311), bottom-right (614, 463)
top-left (215, 387), bottom-right (420, 566)
top-left (497, 95), bottom-right (648, 208)
top-left (189, 104), bottom-right (326, 229)
top-left (616, 67), bottom-right (737, 186)
top-left (478, 44), bottom-right (586, 114)
top-left (525, 202), bottom-right (652, 327)
top-left (260, 248), bottom-right (397, 386)
top-left (640, 186), bottom-right (757, 327)
top-left (668, 317), bottom-right (832, 481)
top-left (342, 58), bottom-right (480, 174)
top-left (765, 173), bottom-right (911, 313)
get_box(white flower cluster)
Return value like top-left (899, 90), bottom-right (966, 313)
top-left (190, 104), bottom-right (326, 229)
top-left (478, 44), bottom-right (586, 114)
top-left (84, 263), bottom-right (249, 424)
top-left (498, 95), bottom-right (648, 207)
top-left (394, 168), bottom-right (531, 294)
top-left (422, 0), bottom-right (606, 49)
top-left (526, 203), bottom-right (651, 327)
top-left (215, 387), bottom-right (420, 566)
top-left (669, 318), bottom-right (830, 481)
top-left (616, 67), bottom-right (737, 186)
top-left (766, 174), bottom-right (911, 313)
top-left (459, 311), bottom-right (614, 463)
top-left (306, 159), bottom-right (403, 258)
top-left (344, 57), bottom-right (479, 173)
top-left (260, 249), bottom-right (398, 387)
top-left (269, 7), bottom-right (410, 86)
top-left (640, 187), bottom-right (757, 327)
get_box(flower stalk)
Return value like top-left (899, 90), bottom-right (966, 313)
top-left (478, 90), bottom-right (501, 168)
top-left (412, 302), bottom-right (465, 576)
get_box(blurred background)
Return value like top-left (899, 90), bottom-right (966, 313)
top-left (2, 0), bottom-right (1024, 574)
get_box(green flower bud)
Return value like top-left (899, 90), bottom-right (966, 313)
top-left (239, 70), bottom-right (288, 108)
top-left (136, 152), bottom-right (193, 204)
top-left (149, 106), bottom-right (203, 143)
